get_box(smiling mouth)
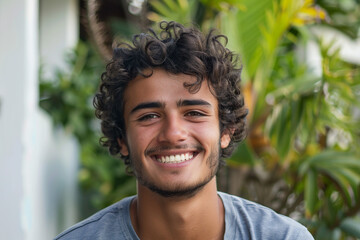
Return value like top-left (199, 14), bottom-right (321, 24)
top-left (154, 152), bottom-right (197, 164)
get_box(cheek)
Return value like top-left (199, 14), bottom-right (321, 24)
top-left (191, 124), bottom-right (221, 144)
top-left (126, 127), bottom-right (156, 151)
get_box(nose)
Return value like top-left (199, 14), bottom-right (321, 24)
top-left (157, 114), bottom-right (187, 144)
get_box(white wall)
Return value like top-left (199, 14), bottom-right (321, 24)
top-left (0, 0), bottom-right (80, 239)
top-left (0, 0), bottom-right (38, 238)
top-left (40, 0), bottom-right (79, 79)
top-left (24, 110), bottom-right (79, 240)
top-left (38, 0), bottom-right (80, 236)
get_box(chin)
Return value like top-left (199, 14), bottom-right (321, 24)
top-left (140, 173), bottom-right (217, 198)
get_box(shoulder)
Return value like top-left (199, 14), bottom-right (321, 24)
top-left (218, 192), bottom-right (314, 240)
top-left (54, 196), bottom-right (136, 240)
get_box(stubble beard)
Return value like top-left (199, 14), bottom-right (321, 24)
top-left (129, 142), bottom-right (221, 199)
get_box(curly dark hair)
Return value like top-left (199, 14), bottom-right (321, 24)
top-left (94, 21), bottom-right (248, 169)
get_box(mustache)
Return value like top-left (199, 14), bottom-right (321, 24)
top-left (145, 144), bottom-right (204, 155)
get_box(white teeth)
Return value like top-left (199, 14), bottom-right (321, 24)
top-left (157, 153), bottom-right (194, 163)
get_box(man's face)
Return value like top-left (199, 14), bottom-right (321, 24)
top-left (119, 69), bottom-right (230, 198)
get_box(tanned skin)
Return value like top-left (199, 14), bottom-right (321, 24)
top-left (132, 179), bottom-right (225, 240)
top-left (118, 69), bottom-right (231, 240)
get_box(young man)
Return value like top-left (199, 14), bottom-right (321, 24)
top-left (55, 21), bottom-right (314, 239)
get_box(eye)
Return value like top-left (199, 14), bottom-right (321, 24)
top-left (185, 111), bottom-right (206, 117)
top-left (137, 113), bottom-right (159, 122)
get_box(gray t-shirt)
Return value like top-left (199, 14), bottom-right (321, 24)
top-left (55, 192), bottom-right (314, 239)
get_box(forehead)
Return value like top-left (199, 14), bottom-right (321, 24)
top-left (122, 69), bottom-right (218, 111)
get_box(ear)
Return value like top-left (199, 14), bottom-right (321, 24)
top-left (220, 129), bottom-right (232, 149)
top-left (117, 138), bottom-right (129, 156)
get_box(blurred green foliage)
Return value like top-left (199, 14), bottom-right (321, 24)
top-left (40, 0), bottom-right (360, 238)
top-left (39, 42), bottom-right (136, 212)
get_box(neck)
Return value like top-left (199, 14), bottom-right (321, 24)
top-left (130, 178), bottom-right (225, 240)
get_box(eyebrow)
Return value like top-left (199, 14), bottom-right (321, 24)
top-left (130, 101), bottom-right (165, 114)
top-left (177, 99), bottom-right (212, 107)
